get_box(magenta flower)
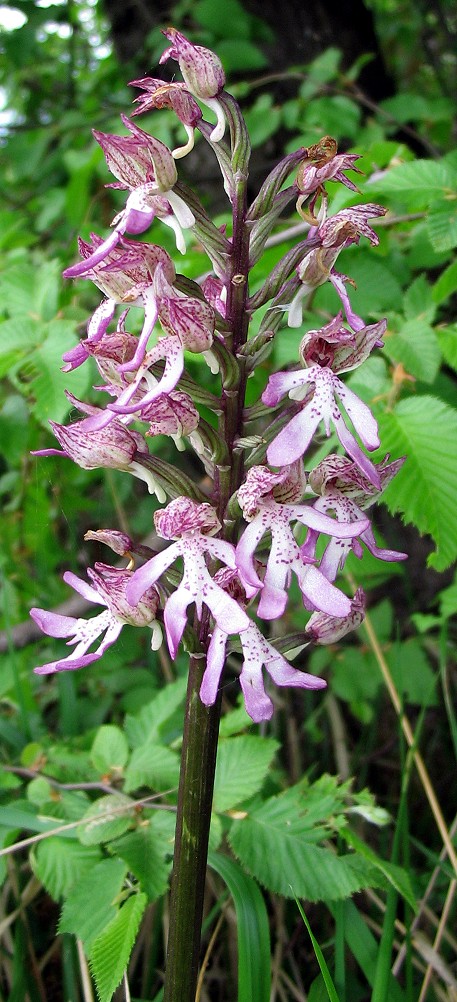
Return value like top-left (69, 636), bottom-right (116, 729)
top-left (299, 313), bottom-right (386, 371)
top-left (126, 498), bottom-right (249, 658)
top-left (160, 27), bottom-right (226, 141)
top-left (235, 466), bottom-right (370, 620)
top-left (31, 564), bottom-right (162, 675)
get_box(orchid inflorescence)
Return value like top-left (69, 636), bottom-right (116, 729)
top-left (31, 27), bottom-right (406, 723)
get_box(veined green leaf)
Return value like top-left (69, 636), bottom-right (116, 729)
top-left (228, 780), bottom-right (384, 902)
top-left (58, 857), bottom-right (128, 949)
top-left (436, 324), bottom-right (457, 372)
top-left (89, 892), bottom-right (147, 1002)
top-left (213, 735), bottom-right (279, 813)
top-left (113, 826), bottom-right (171, 901)
top-left (123, 742), bottom-right (180, 793)
top-left (91, 725), bottom-right (129, 775)
top-left (341, 828), bottom-right (417, 910)
top-left (32, 838), bottom-right (101, 901)
top-left (369, 160), bottom-right (457, 206)
top-left (427, 200), bottom-right (457, 252)
top-left (124, 675), bottom-right (187, 748)
top-left (382, 317), bottom-right (441, 383)
top-left (375, 396), bottom-right (457, 570)
top-left (77, 794), bottom-right (135, 846)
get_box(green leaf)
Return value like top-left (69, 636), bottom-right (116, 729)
top-left (389, 638), bottom-right (437, 707)
top-left (9, 319), bottom-right (91, 426)
top-left (436, 324), bottom-right (457, 372)
top-left (77, 794), bottom-right (135, 846)
top-left (433, 260), bottom-right (457, 305)
top-left (427, 200), bottom-right (457, 252)
top-left (32, 838), bottom-right (101, 901)
top-left (382, 318), bottom-right (441, 383)
top-left (328, 900), bottom-right (406, 1002)
top-left (213, 736), bottom-right (279, 813)
top-left (59, 857), bottom-right (128, 949)
top-left (402, 275), bottom-right (435, 323)
top-left (113, 826), bottom-right (171, 901)
top-left (123, 742), bottom-right (180, 793)
top-left (375, 397), bottom-right (457, 570)
top-left (370, 160), bottom-right (457, 206)
top-left (243, 95), bottom-right (281, 146)
top-left (209, 852), bottom-right (271, 1002)
top-left (228, 780), bottom-right (384, 902)
top-left (91, 725), bottom-right (129, 775)
top-left (89, 892), bottom-right (147, 1002)
top-left (218, 38), bottom-right (268, 72)
top-left (124, 676), bottom-right (187, 748)
top-left (341, 829), bottom-right (416, 910)
top-left (293, 898), bottom-right (341, 1002)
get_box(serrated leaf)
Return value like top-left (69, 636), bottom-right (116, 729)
top-left (124, 675), bottom-right (187, 748)
top-left (32, 838), bottom-right (101, 901)
top-left (382, 318), bottom-right (441, 383)
top-left (91, 725), bottom-right (129, 775)
top-left (89, 893), bottom-right (147, 1002)
top-left (213, 736), bottom-right (279, 813)
top-left (123, 743), bottom-right (180, 793)
top-left (402, 275), bottom-right (435, 322)
top-left (77, 794), bottom-right (135, 846)
top-left (59, 858), bottom-right (128, 949)
top-left (228, 780), bottom-right (384, 902)
top-left (427, 201), bottom-right (457, 252)
top-left (113, 826), bottom-right (171, 901)
top-left (370, 160), bottom-right (457, 206)
top-left (375, 397), bottom-right (457, 570)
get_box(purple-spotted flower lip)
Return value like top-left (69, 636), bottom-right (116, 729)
top-left (299, 313), bottom-right (386, 373)
top-left (129, 77), bottom-right (202, 160)
top-left (201, 618), bottom-right (326, 723)
top-left (94, 115), bottom-right (178, 193)
top-left (236, 488), bottom-right (370, 621)
top-left (309, 452), bottom-right (406, 506)
top-left (262, 364), bottom-right (382, 489)
top-left (130, 77), bottom-right (202, 126)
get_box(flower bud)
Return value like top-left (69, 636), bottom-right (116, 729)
top-left (160, 28), bottom-right (225, 100)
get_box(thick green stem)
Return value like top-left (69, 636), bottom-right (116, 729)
top-left (162, 93), bottom-right (251, 1002)
top-left (163, 650), bottom-right (221, 1002)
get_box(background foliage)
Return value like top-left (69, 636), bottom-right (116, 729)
top-left (0, 1), bottom-right (456, 1000)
